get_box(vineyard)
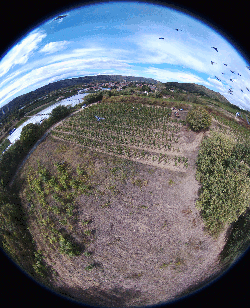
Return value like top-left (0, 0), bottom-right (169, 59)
top-left (51, 99), bottom-right (189, 169)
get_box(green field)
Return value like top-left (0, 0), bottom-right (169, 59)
top-left (51, 97), bottom-right (189, 168)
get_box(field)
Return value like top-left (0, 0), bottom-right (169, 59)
top-left (51, 97), bottom-right (189, 171)
top-left (13, 96), bottom-right (231, 307)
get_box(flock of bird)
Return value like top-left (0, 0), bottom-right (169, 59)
top-left (210, 47), bottom-right (246, 94)
top-left (210, 47), bottom-right (250, 95)
top-left (159, 30), bottom-right (250, 96)
top-left (54, 15), bottom-right (250, 99)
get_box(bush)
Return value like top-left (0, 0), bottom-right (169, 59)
top-left (50, 105), bottom-right (70, 123)
top-left (20, 123), bottom-right (41, 149)
top-left (186, 106), bottom-right (212, 131)
top-left (0, 140), bottom-right (26, 186)
top-left (84, 92), bottom-right (103, 104)
top-left (58, 234), bottom-right (81, 257)
top-left (196, 132), bottom-right (250, 236)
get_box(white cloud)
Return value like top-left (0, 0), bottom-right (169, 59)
top-left (144, 67), bottom-right (209, 85)
top-left (207, 77), bottom-right (224, 87)
top-left (0, 57), bottom-right (131, 107)
top-left (0, 30), bottom-right (46, 78)
top-left (39, 41), bottom-right (69, 54)
top-left (131, 34), bottom-right (212, 74)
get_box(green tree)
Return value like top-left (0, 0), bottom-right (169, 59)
top-left (84, 92), bottom-right (103, 104)
top-left (20, 123), bottom-right (41, 149)
top-left (186, 106), bottom-right (212, 131)
top-left (141, 85), bottom-right (151, 92)
top-left (50, 105), bottom-right (70, 122)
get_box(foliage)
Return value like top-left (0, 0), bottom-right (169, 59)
top-left (84, 92), bottom-right (103, 104)
top-left (58, 234), bottom-right (81, 257)
top-left (33, 250), bottom-right (47, 277)
top-left (186, 106), bottom-right (212, 131)
top-left (0, 139), bottom-right (10, 154)
top-left (196, 132), bottom-right (250, 236)
top-left (52, 97), bottom-right (189, 169)
top-left (20, 123), bottom-right (41, 149)
top-left (50, 105), bottom-right (70, 123)
top-left (141, 85), bottom-right (151, 92)
top-left (0, 140), bottom-right (26, 186)
top-left (219, 210), bottom-right (250, 267)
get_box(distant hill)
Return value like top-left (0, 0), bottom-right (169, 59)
top-left (165, 82), bottom-right (230, 104)
top-left (0, 75), bottom-right (158, 120)
top-left (0, 76), bottom-right (233, 120)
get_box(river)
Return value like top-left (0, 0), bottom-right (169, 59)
top-left (7, 93), bottom-right (89, 145)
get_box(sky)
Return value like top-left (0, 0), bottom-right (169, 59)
top-left (0, 2), bottom-right (250, 110)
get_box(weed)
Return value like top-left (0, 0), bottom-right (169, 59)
top-left (85, 264), bottom-right (95, 271)
top-left (84, 251), bottom-right (92, 257)
top-left (84, 230), bottom-right (92, 236)
top-left (168, 179), bottom-right (175, 186)
top-left (101, 200), bottom-right (110, 208)
top-left (59, 218), bottom-right (68, 225)
top-left (174, 257), bottom-right (185, 267)
top-left (82, 219), bottom-right (92, 226)
top-left (160, 261), bottom-right (172, 269)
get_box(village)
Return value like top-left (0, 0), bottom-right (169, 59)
top-left (39, 79), bottom-right (158, 102)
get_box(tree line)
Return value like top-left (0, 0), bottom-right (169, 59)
top-left (0, 105), bottom-right (71, 187)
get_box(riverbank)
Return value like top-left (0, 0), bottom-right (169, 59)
top-left (7, 93), bottom-right (89, 145)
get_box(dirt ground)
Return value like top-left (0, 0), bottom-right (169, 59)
top-left (15, 114), bottom-right (230, 307)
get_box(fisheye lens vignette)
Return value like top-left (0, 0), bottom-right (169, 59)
top-left (0, 1), bottom-right (250, 308)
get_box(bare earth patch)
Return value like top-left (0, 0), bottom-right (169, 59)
top-left (16, 119), bottom-right (229, 307)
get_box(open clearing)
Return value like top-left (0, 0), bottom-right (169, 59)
top-left (15, 99), bottom-right (229, 307)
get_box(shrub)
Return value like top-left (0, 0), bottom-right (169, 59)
top-left (196, 132), bottom-right (250, 236)
top-left (50, 105), bottom-right (70, 123)
top-left (58, 235), bottom-right (81, 257)
top-left (20, 123), bottom-right (41, 149)
top-left (84, 92), bottom-right (103, 104)
top-left (186, 106), bottom-right (212, 131)
top-left (33, 251), bottom-right (47, 277)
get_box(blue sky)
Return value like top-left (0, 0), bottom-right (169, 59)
top-left (0, 2), bottom-right (250, 110)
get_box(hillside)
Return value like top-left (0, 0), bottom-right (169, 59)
top-left (1, 84), bottom-right (250, 307)
top-left (0, 76), bottom-right (236, 124)
top-left (165, 82), bottom-right (230, 104)
top-left (0, 75), bottom-right (158, 119)
top-left (1, 93), bottom-right (248, 307)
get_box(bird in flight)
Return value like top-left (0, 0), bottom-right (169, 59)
top-left (223, 63), bottom-right (228, 66)
top-left (230, 79), bottom-right (234, 82)
top-left (211, 47), bottom-right (218, 52)
top-left (230, 70), bottom-right (235, 74)
top-left (241, 89), bottom-right (244, 92)
top-left (211, 61), bottom-right (216, 65)
top-left (159, 37), bottom-right (164, 39)
top-left (246, 87), bottom-right (250, 91)
top-left (222, 72), bottom-right (225, 75)
top-left (54, 14), bottom-right (68, 20)
top-left (238, 73), bottom-right (241, 76)
top-left (175, 29), bottom-right (182, 31)
top-left (215, 76), bottom-right (221, 81)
